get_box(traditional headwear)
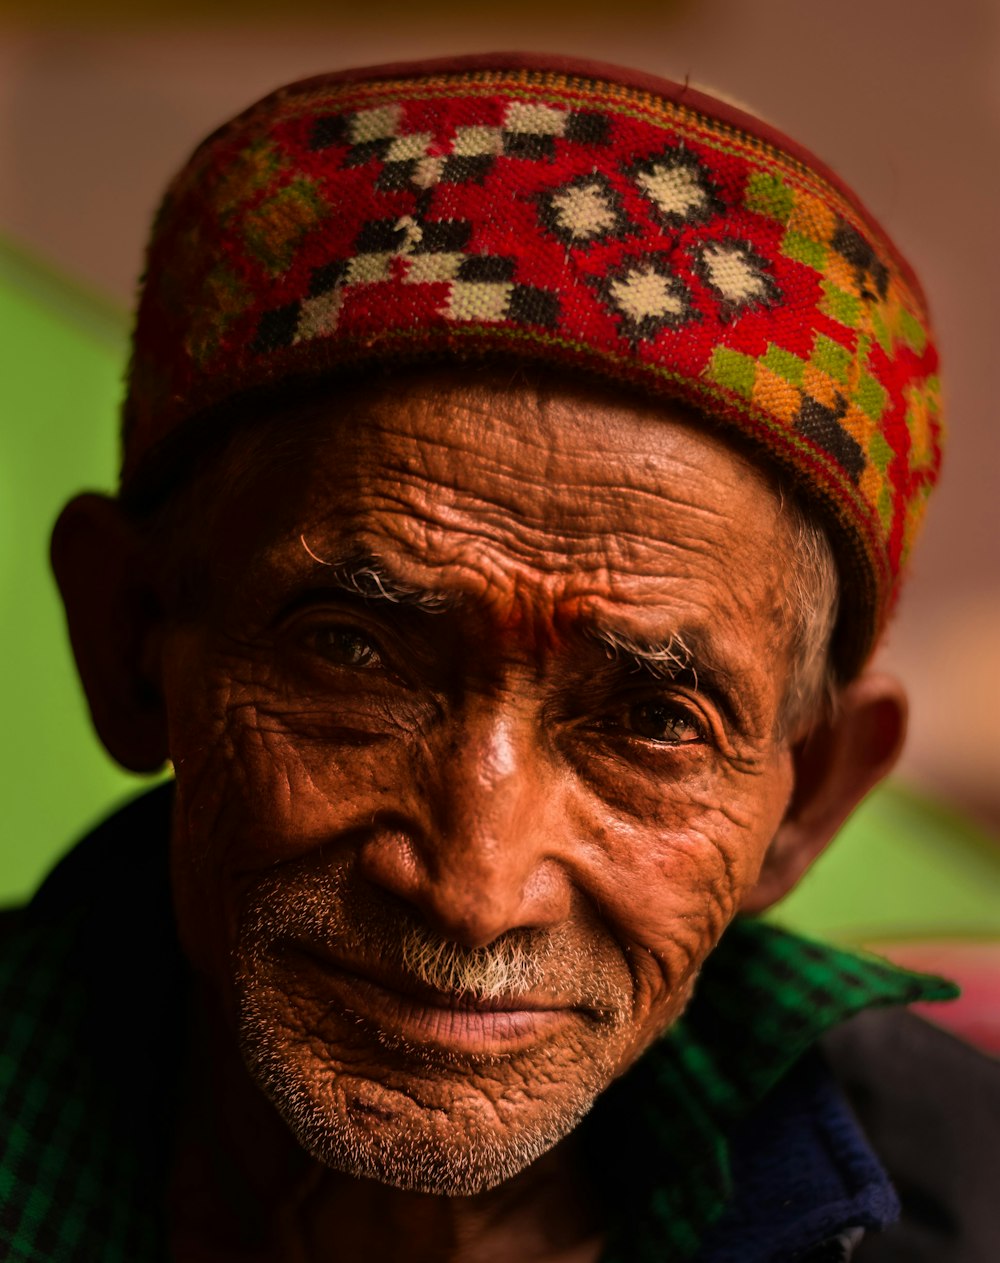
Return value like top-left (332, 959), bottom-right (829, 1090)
top-left (124, 52), bottom-right (942, 675)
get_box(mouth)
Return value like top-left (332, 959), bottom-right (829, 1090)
top-left (292, 947), bottom-right (575, 1055)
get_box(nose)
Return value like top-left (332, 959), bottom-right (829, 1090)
top-left (358, 701), bottom-right (571, 947)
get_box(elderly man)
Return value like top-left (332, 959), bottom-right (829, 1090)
top-left (2, 52), bottom-right (994, 1263)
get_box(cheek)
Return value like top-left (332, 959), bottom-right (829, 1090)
top-left (162, 638), bottom-right (432, 984)
top-left (159, 637), bottom-right (307, 985)
top-left (568, 754), bottom-right (794, 1028)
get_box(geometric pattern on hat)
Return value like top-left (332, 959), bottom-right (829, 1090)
top-left (625, 146), bottom-right (724, 227)
top-left (123, 53), bottom-right (943, 676)
top-left (594, 255), bottom-right (698, 345)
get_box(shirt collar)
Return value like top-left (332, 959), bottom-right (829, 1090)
top-left (587, 918), bottom-right (957, 1261)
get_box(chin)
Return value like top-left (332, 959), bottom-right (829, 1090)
top-left (236, 988), bottom-right (617, 1196)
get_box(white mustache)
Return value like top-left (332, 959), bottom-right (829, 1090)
top-left (238, 868), bottom-right (631, 1023)
top-left (398, 923), bottom-right (544, 1001)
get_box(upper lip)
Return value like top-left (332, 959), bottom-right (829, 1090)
top-left (297, 944), bottom-right (567, 1013)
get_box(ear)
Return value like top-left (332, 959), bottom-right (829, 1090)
top-left (51, 493), bottom-right (168, 772)
top-left (739, 671), bottom-right (908, 914)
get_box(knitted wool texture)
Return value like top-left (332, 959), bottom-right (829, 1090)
top-left (124, 53), bottom-right (942, 674)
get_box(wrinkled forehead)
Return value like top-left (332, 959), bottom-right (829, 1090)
top-left (163, 364), bottom-right (781, 536)
top-left (167, 369), bottom-right (794, 635)
top-left (292, 366), bottom-right (782, 536)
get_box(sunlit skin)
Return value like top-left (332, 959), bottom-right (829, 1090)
top-left (52, 368), bottom-right (908, 1263)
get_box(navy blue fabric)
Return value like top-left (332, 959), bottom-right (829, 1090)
top-left (695, 1048), bottom-right (899, 1262)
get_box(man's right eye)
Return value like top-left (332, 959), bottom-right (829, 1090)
top-left (305, 626), bottom-right (383, 669)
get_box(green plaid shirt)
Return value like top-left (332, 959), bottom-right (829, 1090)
top-left (0, 786), bottom-right (957, 1262)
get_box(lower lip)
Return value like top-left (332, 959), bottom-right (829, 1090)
top-left (297, 953), bottom-right (572, 1054)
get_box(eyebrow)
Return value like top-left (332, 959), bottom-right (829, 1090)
top-left (589, 626), bottom-right (697, 682)
top-left (297, 540), bottom-right (454, 613)
top-left (292, 539), bottom-right (750, 727)
top-left (587, 623), bottom-right (746, 729)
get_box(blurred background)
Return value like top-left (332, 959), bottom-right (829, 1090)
top-left (2, 0), bottom-right (998, 1046)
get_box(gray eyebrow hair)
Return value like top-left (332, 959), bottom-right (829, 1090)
top-left (589, 623), bottom-right (752, 732)
top-left (588, 626), bottom-right (698, 685)
top-left (299, 538), bottom-right (453, 612)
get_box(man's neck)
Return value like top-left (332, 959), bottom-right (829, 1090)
top-left (168, 984), bottom-right (605, 1263)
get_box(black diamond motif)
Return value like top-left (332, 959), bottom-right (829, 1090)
top-left (626, 147), bottom-right (724, 228)
top-left (796, 393), bottom-right (865, 482)
top-left (413, 220), bottom-right (472, 253)
top-left (537, 173), bottom-right (632, 248)
top-left (832, 220), bottom-right (889, 301)
top-left (309, 260), bottom-right (348, 297)
top-left (376, 160), bottom-right (418, 191)
top-left (507, 285), bottom-right (560, 327)
top-left (355, 219), bottom-right (409, 253)
top-left (310, 114), bottom-right (349, 150)
top-left (594, 257), bottom-right (698, 345)
top-left (344, 138), bottom-right (393, 167)
top-left (564, 112), bottom-right (611, 145)
top-left (458, 255), bottom-right (516, 282)
top-left (439, 155), bottom-right (496, 184)
top-left (253, 301), bottom-right (301, 352)
top-left (503, 132), bottom-right (556, 160)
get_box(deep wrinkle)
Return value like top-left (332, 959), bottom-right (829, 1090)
top-left (262, 534), bottom-right (757, 745)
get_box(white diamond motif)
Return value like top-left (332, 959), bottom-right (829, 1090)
top-left (346, 253), bottom-right (392, 284)
top-left (452, 126), bottom-right (504, 156)
top-left (550, 180), bottom-right (619, 241)
top-left (447, 281), bottom-right (513, 322)
top-left (404, 253), bottom-right (464, 284)
top-left (700, 242), bottom-right (772, 305)
top-left (636, 163), bottom-right (709, 221)
top-left (609, 264), bottom-right (687, 323)
top-left (411, 155), bottom-right (446, 189)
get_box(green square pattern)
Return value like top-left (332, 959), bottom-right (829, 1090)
top-left (811, 334), bottom-right (851, 383)
top-left (243, 177), bottom-right (329, 275)
top-left (708, 346), bottom-right (756, 399)
top-left (761, 344), bottom-right (805, 386)
top-left (870, 306), bottom-right (892, 356)
top-left (745, 171), bottom-right (795, 223)
top-left (819, 281), bottom-right (861, 330)
top-left (868, 430), bottom-right (894, 473)
top-left (782, 228), bottom-right (827, 272)
top-left (899, 308), bottom-right (928, 355)
top-left (855, 371), bottom-right (888, 423)
top-left (877, 483), bottom-right (895, 531)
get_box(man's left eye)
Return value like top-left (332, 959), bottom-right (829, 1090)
top-left (623, 700), bottom-right (703, 745)
top-left (308, 626), bottom-right (383, 669)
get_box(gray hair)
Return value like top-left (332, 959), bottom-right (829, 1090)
top-left (780, 495), bottom-right (840, 735)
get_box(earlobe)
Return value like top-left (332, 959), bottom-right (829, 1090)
top-left (740, 672), bottom-right (908, 914)
top-left (51, 493), bottom-right (169, 772)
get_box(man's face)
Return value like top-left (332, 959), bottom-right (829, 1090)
top-left (160, 370), bottom-right (801, 1195)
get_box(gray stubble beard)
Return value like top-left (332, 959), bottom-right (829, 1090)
top-left (234, 871), bottom-right (633, 1195)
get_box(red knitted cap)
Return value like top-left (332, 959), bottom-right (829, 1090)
top-left (124, 52), bottom-right (942, 675)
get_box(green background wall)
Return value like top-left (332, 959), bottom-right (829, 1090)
top-left (1, 240), bottom-right (160, 902)
top-left (2, 236), bottom-right (998, 944)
